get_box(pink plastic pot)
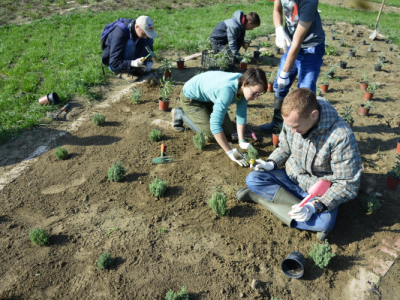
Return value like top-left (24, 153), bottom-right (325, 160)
top-left (397, 140), bottom-right (400, 155)
top-left (164, 71), bottom-right (172, 79)
top-left (359, 104), bottom-right (370, 116)
top-left (360, 82), bottom-right (368, 90)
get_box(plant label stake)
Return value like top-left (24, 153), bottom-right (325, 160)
top-left (297, 179), bottom-right (331, 209)
top-left (152, 144), bottom-right (173, 164)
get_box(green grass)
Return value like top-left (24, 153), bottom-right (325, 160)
top-left (0, 1), bottom-right (399, 142)
top-left (365, 0), bottom-right (400, 8)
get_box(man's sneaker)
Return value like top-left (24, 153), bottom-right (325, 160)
top-left (116, 72), bottom-right (139, 83)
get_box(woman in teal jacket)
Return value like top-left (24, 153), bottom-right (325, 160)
top-left (172, 68), bottom-right (267, 167)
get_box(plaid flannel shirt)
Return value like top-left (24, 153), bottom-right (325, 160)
top-left (268, 98), bottom-right (362, 211)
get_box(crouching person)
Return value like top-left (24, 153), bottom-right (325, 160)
top-left (171, 68), bottom-right (267, 167)
top-left (236, 88), bottom-right (362, 240)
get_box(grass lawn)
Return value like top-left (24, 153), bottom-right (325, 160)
top-left (0, 1), bottom-right (399, 142)
top-left (365, 0), bottom-right (400, 8)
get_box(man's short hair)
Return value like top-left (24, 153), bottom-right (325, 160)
top-left (281, 88), bottom-right (319, 118)
top-left (246, 12), bottom-right (260, 26)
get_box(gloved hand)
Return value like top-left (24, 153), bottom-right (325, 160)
top-left (131, 58), bottom-right (144, 67)
top-left (253, 159), bottom-right (275, 172)
top-left (289, 202), bottom-right (316, 222)
top-left (243, 42), bottom-right (248, 51)
top-left (144, 61), bottom-right (153, 71)
top-left (239, 139), bottom-right (252, 150)
top-left (275, 26), bottom-right (291, 49)
top-left (226, 149), bottom-right (249, 167)
top-left (277, 70), bottom-right (290, 88)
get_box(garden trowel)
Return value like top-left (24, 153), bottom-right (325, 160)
top-left (141, 46), bottom-right (157, 62)
top-left (152, 144), bottom-right (173, 164)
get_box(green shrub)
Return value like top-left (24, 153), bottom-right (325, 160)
top-left (209, 192), bottom-right (228, 217)
top-left (193, 130), bottom-right (206, 150)
top-left (165, 286), bottom-right (189, 300)
top-left (247, 146), bottom-right (258, 161)
top-left (29, 227), bottom-right (50, 246)
top-left (130, 87), bottom-right (142, 104)
top-left (92, 113), bottom-right (106, 126)
top-left (149, 177), bottom-right (168, 197)
top-left (360, 193), bottom-right (381, 213)
top-left (107, 162), bottom-right (128, 182)
top-left (309, 239), bottom-right (336, 269)
top-left (54, 147), bottom-right (68, 160)
top-left (96, 253), bottom-right (114, 270)
top-left (325, 45), bottom-right (338, 56)
top-left (149, 129), bottom-right (162, 142)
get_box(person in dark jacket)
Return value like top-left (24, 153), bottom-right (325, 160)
top-left (210, 11), bottom-right (260, 58)
top-left (103, 16), bottom-right (158, 82)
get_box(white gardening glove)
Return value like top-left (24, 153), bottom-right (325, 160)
top-left (275, 26), bottom-right (291, 49)
top-left (253, 159), bottom-right (275, 172)
top-left (144, 61), bottom-right (153, 71)
top-left (226, 149), bottom-right (249, 167)
top-left (289, 202), bottom-right (316, 222)
top-left (239, 139), bottom-right (253, 150)
top-left (131, 58), bottom-right (144, 67)
top-left (277, 70), bottom-right (290, 88)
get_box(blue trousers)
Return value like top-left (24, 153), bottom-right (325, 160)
top-left (274, 43), bottom-right (325, 98)
top-left (108, 38), bottom-right (153, 72)
top-left (246, 169), bottom-right (338, 232)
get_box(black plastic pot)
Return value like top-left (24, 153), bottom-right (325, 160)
top-left (253, 51), bottom-right (260, 59)
top-left (281, 251), bottom-right (305, 279)
top-left (331, 36), bottom-right (335, 40)
top-left (328, 71), bottom-right (335, 78)
top-left (354, 33), bottom-right (360, 37)
top-left (388, 46), bottom-right (393, 52)
top-left (340, 61), bottom-right (347, 69)
top-left (361, 41), bottom-right (366, 45)
top-left (349, 50), bottom-right (355, 57)
top-left (374, 64), bottom-right (381, 71)
top-left (274, 48), bottom-right (280, 55)
top-left (368, 48), bottom-right (373, 52)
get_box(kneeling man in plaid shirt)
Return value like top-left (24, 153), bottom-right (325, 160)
top-left (237, 88), bottom-right (362, 241)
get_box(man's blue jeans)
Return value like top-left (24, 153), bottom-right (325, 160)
top-left (246, 169), bottom-right (338, 232)
top-left (108, 38), bottom-right (153, 73)
top-left (274, 43), bottom-right (325, 98)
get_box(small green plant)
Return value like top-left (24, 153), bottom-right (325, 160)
top-left (96, 253), bottom-right (114, 270)
top-left (339, 36), bottom-right (345, 46)
top-left (340, 105), bottom-right (354, 124)
top-left (54, 147), bottom-right (68, 160)
top-left (328, 63), bottom-right (338, 74)
top-left (159, 58), bottom-right (174, 74)
top-left (376, 60), bottom-right (386, 68)
top-left (363, 100), bottom-right (375, 110)
top-left (149, 176), bottom-right (168, 197)
top-left (159, 76), bottom-right (175, 101)
top-left (130, 87), bottom-right (142, 104)
top-left (165, 286), bottom-right (189, 300)
top-left (361, 37), bottom-right (366, 43)
top-left (308, 239), bottom-right (336, 269)
top-left (340, 56), bottom-right (348, 64)
top-left (260, 50), bottom-right (273, 57)
top-left (318, 72), bottom-right (331, 85)
top-left (247, 145), bottom-right (259, 161)
top-left (361, 72), bottom-right (368, 82)
top-left (159, 227), bottom-right (166, 233)
top-left (241, 51), bottom-right (252, 64)
top-left (107, 162), bottom-right (128, 182)
top-left (389, 155), bottom-right (400, 180)
top-left (106, 227), bottom-right (119, 236)
top-left (271, 297), bottom-right (283, 300)
top-left (360, 193), bottom-right (381, 213)
top-left (92, 113), bottom-right (106, 126)
top-left (366, 81), bottom-right (378, 93)
top-left (176, 52), bottom-right (183, 62)
top-left (316, 87), bottom-right (322, 97)
top-left (193, 130), bottom-right (206, 150)
top-left (149, 128), bottom-right (163, 142)
top-left (208, 192), bottom-right (228, 217)
top-left (368, 43), bottom-right (375, 51)
top-left (352, 45), bottom-right (359, 53)
top-left (268, 71), bottom-right (275, 82)
top-left (29, 227), bottom-right (50, 246)
top-left (325, 45), bottom-right (338, 56)
top-left (261, 41), bottom-right (271, 47)
top-left (378, 52), bottom-right (385, 62)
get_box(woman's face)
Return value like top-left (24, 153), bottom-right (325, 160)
top-left (243, 83), bottom-right (265, 101)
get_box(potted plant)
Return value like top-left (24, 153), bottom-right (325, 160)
top-left (386, 155), bottom-right (400, 190)
top-left (260, 50), bottom-right (273, 57)
top-left (267, 71), bottom-right (275, 92)
top-left (378, 52), bottom-right (386, 63)
top-left (349, 45), bottom-right (358, 57)
top-left (360, 72), bottom-right (368, 90)
top-left (331, 32), bottom-right (336, 40)
top-left (176, 52), bottom-right (185, 70)
top-left (397, 140), bottom-right (400, 155)
top-left (364, 81), bottom-right (378, 100)
top-left (354, 29), bottom-right (360, 37)
top-left (359, 101), bottom-right (374, 116)
top-left (253, 42), bottom-right (262, 59)
top-left (240, 51), bottom-right (252, 71)
top-left (159, 58), bottom-right (173, 79)
top-left (339, 56), bottom-right (348, 69)
top-left (328, 63), bottom-right (338, 78)
top-left (361, 37), bottom-right (366, 45)
top-left (272, 122), bottom-right (283, 147)
top-left (338, 36), bottom-right (345, 47)
top-left (368, 43), bottom-right (375, 52)
top-left (374, 60), bottom-right (385, 72)
top-left (158, 76), bottom-right (175, 111)
top-left (340, 105), bottom-right (354, 128)
top-left (318, 72), bottom-right (330, 93)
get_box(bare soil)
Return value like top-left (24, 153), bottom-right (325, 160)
top-left (1, 22), bottom-right (400, 300)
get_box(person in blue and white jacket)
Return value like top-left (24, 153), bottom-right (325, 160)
top-left (210, 11), bottom-right (260, 58)
top-left (171, 68), bottom-right (267, 167)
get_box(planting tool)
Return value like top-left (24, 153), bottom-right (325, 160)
top-left (297, 179), bottom-right (331, 208)
top-left (152, 144), bottom-right (173, 164)
top-left (141, 46), bottom-right (157, 62)
top-left (369, 0), bottom-right (385, 40)
top-left (47, 103), bottom-right (70, 120)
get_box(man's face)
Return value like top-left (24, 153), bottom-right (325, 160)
top-left (135, 25), bottom-right (148, 39)
top-left (283, 110), bottom-right (319, 135)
